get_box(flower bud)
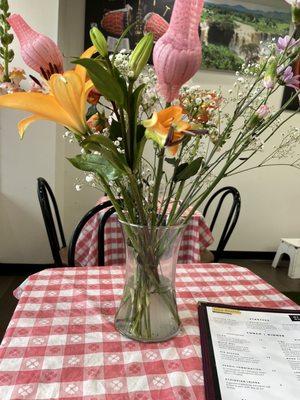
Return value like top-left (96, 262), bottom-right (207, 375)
top-left (87, 87), bottom-right (101, 105)
top-left (248, 105), bottom-right (270, 128)
top-left (256, 104), bottom-right (270, 119)
top-left (292, 4), bottom-right (300, 25)
top-left (263, 56), bottom-right (278, 89)
top-left (90, 27), bottom-right (108, 58)
top-left (129, 33), bottom-right (153, 79)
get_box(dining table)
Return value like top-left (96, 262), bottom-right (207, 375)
top-left (75, 199), bottom-right (214, 266)
top-left (0, 263), bottom-right (298, 400)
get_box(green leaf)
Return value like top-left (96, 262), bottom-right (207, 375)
top-left (82, 135), bottom-right (129, 173)
top-left (73, 58), bottom-right (124, 105)
top-left (68, 154), bottom-right (121, 181)
top-left (112, 66), bottom-right (128, 97)
top-left (136, 124), bottom-right (145, 143)
top-left (133, 125), bottom-right (146, 171)
top-left (165, 158), bottom-right (177, 165)
top-left (174, 157), bottom-right (203, 182)
top-left (109, 120), bottom-right (122, 142)
top-left (112, 21), bottom-right (138, 61)
top-left (83, 134), bottom-right (119, 155)
top-left (130, 85), bottom-right (146, 170)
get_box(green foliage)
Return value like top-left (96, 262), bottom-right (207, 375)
top-left (68, 154), bottom-right (121, 181)
top-left (74, 58), bottom-right (125, 106)
top-left (202, 43), bottom-right (243, 71)
top-left (82, 135), bottom-right (128, 174)
top-left (204, 4), bottom-right (289, 36)
top-left (174, 157), bottom-right (203, 182)
top-left (0, 0), bottom-right (14, 81)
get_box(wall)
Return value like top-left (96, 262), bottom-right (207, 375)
top-left (189, 70), bottom-right (300, 252)
top-left (57, 0), bottom-right (101, 240)
top-left (0, 0), bottom-right (60, 263)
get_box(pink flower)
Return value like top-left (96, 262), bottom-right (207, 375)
top-left (284, 1), bottom-right (300, 24)
top-left (8, 14), bottom-right (64, 79)
top-left (280, 65), bottom-right (300, 89)
top-left (284, 0), bottom-right (300, 7)
top-left (153, 0), bottom-right (204, 102)
top-left (276, 35), bottom-right (298, 52)
top-left (256, 105), bottom-right (270, 119)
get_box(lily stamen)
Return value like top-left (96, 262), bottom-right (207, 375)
top-left (29, 75), bottom-right (43, 89)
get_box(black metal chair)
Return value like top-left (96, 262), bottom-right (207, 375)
top-left (68, 200), bottom-right (116, 266)
top-left (37, 177), bottom-right (67, 266)
top-left (203, 186), bottom-right (241, 262)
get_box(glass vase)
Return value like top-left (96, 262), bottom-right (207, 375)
top-left (114, 221), bottom-right (186, 342)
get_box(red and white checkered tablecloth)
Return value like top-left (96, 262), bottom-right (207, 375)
top-left (75, 206), bottom-right (214, 266)
top-left (1, 263), bottom-right (298, 400)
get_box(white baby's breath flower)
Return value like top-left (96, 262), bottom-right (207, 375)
top-left (85, 174), bottom-right (94, 183)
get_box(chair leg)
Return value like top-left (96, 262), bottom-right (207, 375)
top-left (272, 244), bottom-right (284, 269)
top-left (288, 248), bottom-right (300, 279)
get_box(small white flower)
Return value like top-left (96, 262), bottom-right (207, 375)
top-left (75, 184), bottom-right (82, 191)
top-left (85, 174), bottom-right (94, 183)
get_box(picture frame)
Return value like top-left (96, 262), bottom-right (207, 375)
top-left (84, 0), bottom-right (298, 110)
top-left (85, 1), bottom-right (291, 70)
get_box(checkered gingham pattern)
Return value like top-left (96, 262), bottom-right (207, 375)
top-left (75, 208), bottom-right (213, 266)
top-left (1, 263), bottom-right (298, 400)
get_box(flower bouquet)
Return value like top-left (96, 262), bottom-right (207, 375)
top-left (1, 0), bottom-right (300, 342)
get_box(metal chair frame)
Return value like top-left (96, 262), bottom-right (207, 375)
top-left (37, 177), bottom-right (66, 266)
top-left (203, 186), bottom-right (241, 262)
top-left (68, 200), bottom-right (116, 266)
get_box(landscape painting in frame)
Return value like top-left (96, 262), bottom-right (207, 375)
top-left (85, 0), bottom-right (291, 71)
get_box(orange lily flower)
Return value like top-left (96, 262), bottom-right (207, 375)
top-left (0, 46), bottom-right (96, 138)
top-left (143, 106), bottom-right (190, 155)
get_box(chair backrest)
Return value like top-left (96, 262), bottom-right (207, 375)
top-left (203, 186), bottom-right (241, 262)
top-left (68, 200), bottom-right (115, 267)
top-left (37, 177), bottom-right (66, 266)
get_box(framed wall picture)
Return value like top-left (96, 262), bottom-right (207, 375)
top-left (85, 1), bottom-right (291, 69)
top-left (201, 0), bottom-right (290, 71)
top-left (84, 0), bottom-right (174, 52)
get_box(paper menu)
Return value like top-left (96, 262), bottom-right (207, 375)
top-left (203, 305), bottom-right (300, 400)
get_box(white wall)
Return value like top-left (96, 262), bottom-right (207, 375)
top-left (1, 1), bottom-right (300, 263)
top-left (0, 0), bottom-right (60, 263)
top-left (58, 0), bottom-right (101, 240)
top-left (189, 70), bottom-right (300, 252)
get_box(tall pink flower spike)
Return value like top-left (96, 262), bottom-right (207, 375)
top-left (153, 0), bottom-right (204, 102)
top-left (8, 14), bottom-right (64, 80)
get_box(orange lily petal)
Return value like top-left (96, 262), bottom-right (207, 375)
top-left (18, 115), bottom-right (42, 138)
top-left (75, 45), bottom-right (96, 82)
top-left (174, 120), bottom-right (190, 132)
top-left (0, 91), bottom-right (77, 129)
top-left (49, 71), bottom-right (86, 132)
top-left (157, 106), bottom-right (183, 126)
top-left (167, 143), bottom-right (180, 156)
top-left (143, 112), bottom-right (158, 128)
